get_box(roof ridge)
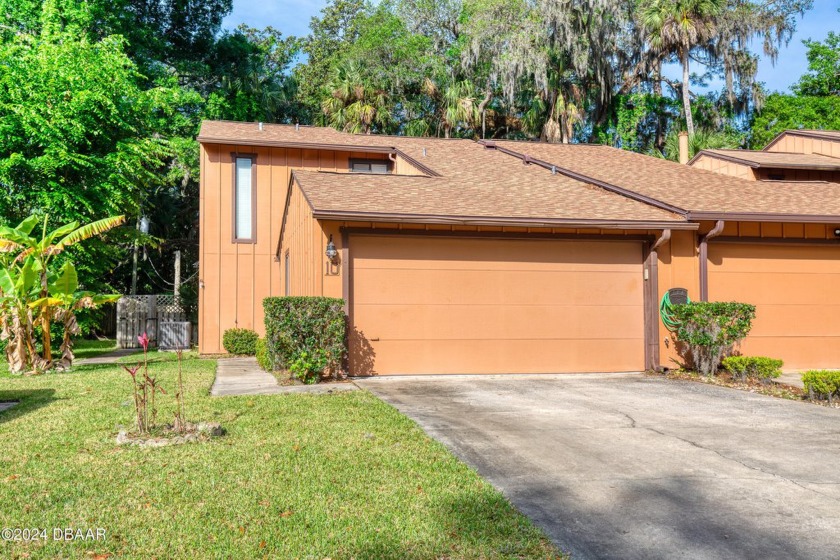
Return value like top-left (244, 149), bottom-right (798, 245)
top-left (480, 140), bottom-right (688, 217)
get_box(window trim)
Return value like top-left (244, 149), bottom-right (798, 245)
top-left (348, 158), bottom-right (393, 174)
top-left (231, 152), bottom-right (258, 243)
top-left (284, 251), bottom-right (290, 296)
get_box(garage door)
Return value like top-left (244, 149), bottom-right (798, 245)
top-left (349, 235), bottom-right (645, 375)
top-left (708, 243), bottom-right (840, 370)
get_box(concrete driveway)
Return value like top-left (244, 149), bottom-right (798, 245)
top-left (356, 373), bottom-right (840, 560)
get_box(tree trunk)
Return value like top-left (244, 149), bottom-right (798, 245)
top-left (41, 313), bottom-right (51, 364)
top-left (131, 216), bottom-right (140, 295)
top-left (653, 58), bottom-right (664, 150)
top-left (681, 51), bottom-right (695, 136)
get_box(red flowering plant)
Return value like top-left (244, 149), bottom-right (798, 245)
top-left (123, 332), bottom-right (165, 434)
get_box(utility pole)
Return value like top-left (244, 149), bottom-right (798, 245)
top-left (174, 250), bottom-right (182, 304)
top-left (131, 217), bottom-right (140, 295)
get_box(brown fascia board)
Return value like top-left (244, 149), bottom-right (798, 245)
top-left (479, 140), bottom-right (690, 216)
top-left (310, 209), bottom-right (697, 230)
top-left (688, 211), bottom-right (840, 223)
top-left (692, 150), bottom-right (840, 170)
top-left (197, 135), bottom-right (442, 177)
top-left (276, 172), bottom-right (299, 258)
top-left (688, 150), bottom-right (760, 168)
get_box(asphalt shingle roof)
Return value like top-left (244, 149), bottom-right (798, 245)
top-left (489, 140), bottom-right (840, 218)
top-left (200, 121), bottom-right (840, 221)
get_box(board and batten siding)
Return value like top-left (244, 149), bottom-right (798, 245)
top-left (690, 154), bottom-right (756, 180)
top-left (198, 143), bottom-right (391, 354)
top-left (766, 134), bottom-right (840, 158)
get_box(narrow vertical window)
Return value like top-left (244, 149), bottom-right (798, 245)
top-left (234, 156), bottom-right (255, 241)
top-left (284, 252), bottom-right (290, 296)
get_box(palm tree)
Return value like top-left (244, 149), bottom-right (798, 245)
top-left (638, 0), bottom-right (723, 136)
top-left (321, 61), bottom-right (391, 134)
top-left (652, 127), bottom-right (743, 161)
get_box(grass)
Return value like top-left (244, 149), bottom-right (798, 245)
top-left (0, 354), bottom-right (564, 559)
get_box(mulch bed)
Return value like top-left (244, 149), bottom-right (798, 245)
top-left (650, 370), bottom-right (839, 408)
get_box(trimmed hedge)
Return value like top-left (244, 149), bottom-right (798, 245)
top-left (255, 338), bottom-right (272, 372)
top-left (722, 356), bottom-right (783, 382)
top-left (263, 297), bottom-right (345, 382)
top-left (222, 328), bottom-right (259, 355)
top-left (671, 301), bottom-right (756, 376)
top-left (802, 370), bottom-right (840, 403)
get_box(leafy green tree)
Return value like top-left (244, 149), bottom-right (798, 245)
top-left (750, 22), bottom-right (840, 148)
top-left (205, 26), bottom-right (303, 123)
top-left (297, 0), bottom-right (367, 122)
top-left (793, 31), bottom-right (840, 97)
top-left (750, 94), bottom-right (840, 147)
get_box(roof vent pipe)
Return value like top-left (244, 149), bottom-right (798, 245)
top-left (295, 123), bottom-right (300, 131)
top-left (678, 131), bottom-right (690, 165)
top-left (422, 148), bottom-right (427, 157)
top-left (258, 122), bottom-right (263, 131)
top-left (551, 165), bottom-right (556, 175)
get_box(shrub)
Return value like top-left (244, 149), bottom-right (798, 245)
top-left (263, 297), bottom-right (346, 381)
top-left (722, 356), bottom-right (783, 383)
top-left (222, 328), bottom-right (259, 355)
top-left (255, 337), bottom-right (272, 372)
top-left (671, 302), bottom-right (756, 376)
top-left (802, 370), bottom-right (840, 404)
top-left (289, 350), bottom-right (328, 384)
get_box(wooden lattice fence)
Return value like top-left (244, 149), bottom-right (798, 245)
top-left (116, 295), bottom-right (192, 348)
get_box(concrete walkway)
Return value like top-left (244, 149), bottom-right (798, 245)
top-left (210, 357), bottom-right (356, 396)
top-left (775, 372), bottom-right (805, 389)
top-left (76, 348), bottom-right (138, 366)
top-left (0, 402), bottom-right (17, 413)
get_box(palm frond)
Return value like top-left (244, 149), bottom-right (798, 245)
top-left (53, 216), bottom-right (125, 254)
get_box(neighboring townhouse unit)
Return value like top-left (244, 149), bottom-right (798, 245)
top-left (198, 121), bottom-right (840, 375)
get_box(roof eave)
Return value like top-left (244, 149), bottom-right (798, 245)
top-left (311, 209), bottom-right (696, 230)
top-left (197, 135), bottom-right (396, 153)
top-left (688, 211), bottom-right (840, 223)
top-left (690, 151), bottom-right (760, 168)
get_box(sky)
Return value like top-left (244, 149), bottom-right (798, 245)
top-left (223, 0), bottom-right (839, 94)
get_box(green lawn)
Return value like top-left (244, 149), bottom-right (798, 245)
top-left (0, 353), bottom-right (564, 559)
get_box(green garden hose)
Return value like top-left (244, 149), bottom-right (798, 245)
top-left (660, 291), bottom-right (690, 332)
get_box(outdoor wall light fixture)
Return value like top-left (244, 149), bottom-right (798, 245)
top-left (326, 235), bottom-right (338, 262)
top-left (325, 235), bottom-right (340, 275)
top-left (834, 228), bottom-right (840, 237)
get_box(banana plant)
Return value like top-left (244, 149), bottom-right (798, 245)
top-left (0, 255), bottom-right (40, 372)
top-left (0, 214), bottom-right (125, 366)
top-left (28, 262), bottom-right (120, 368)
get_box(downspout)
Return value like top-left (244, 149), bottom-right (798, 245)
top-left (699, 220), bottom-right (725, 301)
top-left (651, 229), bottom-right (671, 252)
top-left (646, 229), bottom-right (671, 372)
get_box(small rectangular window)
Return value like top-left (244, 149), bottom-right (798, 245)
top-left (234, 156), bottom-right (255, 241)
top-left (350, 159), bottom-right (391, 174)
top-left (284, 252), bottom-right (290, 296)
